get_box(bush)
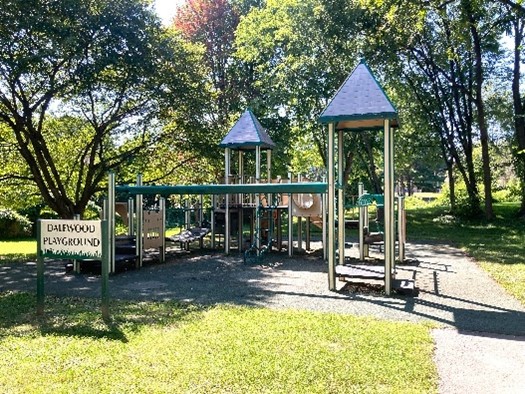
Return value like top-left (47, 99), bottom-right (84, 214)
top-left (436, 182), bottom-right (483, 218)
top-left (0, 209), bottom-right (33, 239)
top-left (492, 179), bottom-right (521, 203)
top-left (404, 195), bottom-right (430, 210)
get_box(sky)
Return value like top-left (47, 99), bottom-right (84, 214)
top-left (154, 0), bottom-right (184, 25)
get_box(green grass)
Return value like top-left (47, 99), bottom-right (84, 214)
top-left (0, 292), bottom-right (437, 393)
top-left (407, 202), bottom-right (525, 304)
top-left (0, 238), bottom-right (36, 264)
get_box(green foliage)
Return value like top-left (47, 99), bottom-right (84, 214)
top-left (0, 0), bottom-right (209, 218)
top-left (0, 296), bottom-right (437, 393)
top-left (436, 181), bottom-right (483, 218)
top-left (493, 178), bottom-right (522, 203)
top-left (404, 195), bottom-right (432, 210)
top-left (0, 210), bottom-right (32, 239)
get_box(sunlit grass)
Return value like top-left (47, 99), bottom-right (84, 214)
top-left (0, 292), bottom-right (437, 394)
top-left (0, 239), bottom-right (36, 264)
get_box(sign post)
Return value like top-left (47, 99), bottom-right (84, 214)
top-left (36, 219), bottom-right (109, 319)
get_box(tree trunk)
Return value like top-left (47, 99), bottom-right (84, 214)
top-left (466, 1), bottom-right (493, 220)
top-left (446, 160), bottom-right (455, 212)
top-left (511, 14), bottom-right (525, 215)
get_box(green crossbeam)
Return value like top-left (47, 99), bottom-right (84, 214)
top-left (116, 182), bottom-right (327, 196)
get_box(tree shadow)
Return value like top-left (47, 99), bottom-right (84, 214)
top-left (0, 291), bottom-right (204, 343)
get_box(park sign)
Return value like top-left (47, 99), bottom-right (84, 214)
top-left (36, 218), bottom-right (109, 319)
top-left (38, 219), bottom-right (102, 259)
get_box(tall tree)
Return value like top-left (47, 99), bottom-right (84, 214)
top-left (0, 0), bottom-right (205, 218)
top-left (502, 2), bottom-right (525, 214)
top-left (359, 0), bottom-right (505, 218)
top-left (235, 0), bottom-right (376, 186)
top-left (173, 0), bottom-right (252, 127)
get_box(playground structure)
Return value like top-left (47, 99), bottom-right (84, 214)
top-left (319, 60), bottom-right (403, 294)
top-left (89, 61), bottom-right (408, 295)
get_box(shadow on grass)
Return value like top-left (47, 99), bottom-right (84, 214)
top-left (0, 291), bottom-right (205, 343)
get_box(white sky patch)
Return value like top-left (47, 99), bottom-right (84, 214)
top-left (154, 0), bottom-right (185, 26)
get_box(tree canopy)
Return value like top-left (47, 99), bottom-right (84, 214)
top-left (1, 0), bottom-right (524, 220)
top-left (0, 0), bottom-right (207, 218)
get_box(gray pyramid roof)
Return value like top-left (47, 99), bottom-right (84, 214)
top-left (219, 109), bottom-right (276, 150)
top-left (319, 61), bottom-right (398, 130)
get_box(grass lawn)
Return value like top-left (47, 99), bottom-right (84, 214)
top-left (0, 292), bottom-right (437, 394)
top-left (407, 202), bottom-right (525, 304)
top-left (0, 238), bottom-right (36, 264)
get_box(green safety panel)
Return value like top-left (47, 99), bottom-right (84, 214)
top-left (357, 193), bottom-right (384, 207)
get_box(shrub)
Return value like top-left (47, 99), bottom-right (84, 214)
top-left (492, 179), bottom-right (521, 203)
top-left (0, 209), bottom-right (33, 239)
top-left (404, 195), bottom-right (430, 210)
top-left (436, 182), bottom-right (484, 218)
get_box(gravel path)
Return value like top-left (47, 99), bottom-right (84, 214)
top-left (2, 240), bottom-right (525, 392)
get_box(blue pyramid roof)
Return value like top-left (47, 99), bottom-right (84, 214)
top-left (219, 109), bottom-right (276, 150)
top-left (319, 61), bottom-right (398, 130)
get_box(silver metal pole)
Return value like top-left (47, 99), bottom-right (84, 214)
top-left (297, 216), bottom-right (303, 252)
top-left (199, 194), bottom-right (204, 249)
top-left (267, 149), bottom-right (272, 204)
top-left (184, 200), bottom-right (190, 251)
top-left (337, 129), bottom-right (345, 265)
top-left (211, 194), bottom-right (216, 249)
top-left (256, 145), bottom-right (261, 255)
top-left (108, 172), bottom-right (116, 273)
top-left (127, 197), bottom-right (134, 237)
top-left (364, 189), bottom-right (369, 258)
top-left (238, 151), bottom-right (244, 251)
top-left (322, 178), bottom-right (327, 261)
top-left (328, 123), bottom-right (336, 290)
top-left (384, 120), bottom-right (394, 295)
top-left (358, 182), bottom-right (365, 260)
top-left (288, 172), bottom-right (293, 256)
top-left (398, 195), bottom-right (405, 262)
top-left (136, 174), bottom-right (143, 269)
top-left (225, 148), bottom-right (230, 254)
top-left (297, 173), bottom-right (302, 252)
top-left (160, 197), bottom-right (166, 263)
top-left (305, 217), bottom-right (311, 251)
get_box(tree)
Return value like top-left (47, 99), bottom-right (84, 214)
top-left (502, 2), bottom-right (525, 215)
top-left (359, 0), bottom-right (505, 218)
top-left (173, 0), bottom-right (251, 127)
top-left (0, 0), bottom-right (205, 218)
top-left (235, 0), bottom-right (378, 186)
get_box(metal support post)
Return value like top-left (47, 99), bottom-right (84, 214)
top-left (322, 175), bottom-right (327, 261)
top-left (358, 182), bottom-right (365, 260)
top-left (384, 120), bottom-right (394, 295)
top-left (225, 148), bottom-right (230, 254)
top-left (160, 197), bottom-right (166, 263)
top-left (305, 217), bottom-right (311, 251)
top-left (337, 129), bottom-right (345, 265)
top-left (108, 172), bottom-right (116, 273)
top-left (328, 123), bottom-right (336, 290)
top-left (398, 195), bottom-right (406, 262)
top-left (211, 194), bottom-right (216, 249)
top-left (127, 197), bottom-right (134, 237)
top-left (256, 146), bottom-right (261, 255)
top-left (136, 174), bottom-right (143, 269)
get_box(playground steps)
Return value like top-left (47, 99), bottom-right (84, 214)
top-left (336, 264), bottom-right (385, 279)
top-left (335, 264), bottom-right (416, 296)
top-left (392, 279), bottom-right (416, 296)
